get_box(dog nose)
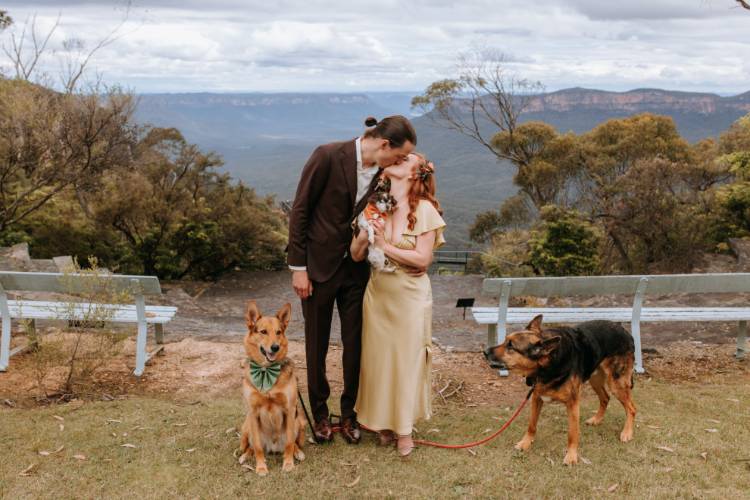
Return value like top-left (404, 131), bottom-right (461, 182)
top-left (270, 344), bottom-right (280, 353)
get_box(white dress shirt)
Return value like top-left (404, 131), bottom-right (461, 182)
top-left (289, 137), bottom-right (377, 272)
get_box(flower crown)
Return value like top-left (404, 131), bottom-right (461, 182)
top-left (417, 160), bottom-right (435, 182)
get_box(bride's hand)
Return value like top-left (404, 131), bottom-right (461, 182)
top-left (372, 219), bottom-right (386, 249)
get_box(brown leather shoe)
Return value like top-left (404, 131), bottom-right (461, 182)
top-left (341, 417), bottom-right (361, 444)
top-left (313, 417), bottom-right (334, 443)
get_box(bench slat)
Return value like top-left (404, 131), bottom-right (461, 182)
top-left (2, 301), bottom-right (177, 324)
top-left (0, 271), bottom-right (162, 295)
top-left (482, 273), bottom-right (750, 297)
top-left (472, 307), bottom-right (750, 324)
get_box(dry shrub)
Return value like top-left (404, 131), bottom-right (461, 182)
top-left (26, 257), bottom-right (134, 398)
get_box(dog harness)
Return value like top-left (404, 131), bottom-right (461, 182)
top-left (248, 359), bottom-right (282, 393)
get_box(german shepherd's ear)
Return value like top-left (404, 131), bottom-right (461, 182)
top-left (526, 314), bottom-right (544, 332)
top-left (245, 300), bottom-right (261, 331)
top-left (530, 335), bottom-right (561, 358)
top-left (276, 303), bottom-right (291, 331)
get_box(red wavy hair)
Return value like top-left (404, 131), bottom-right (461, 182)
top-left (407, 153), bottom-right (443, 231)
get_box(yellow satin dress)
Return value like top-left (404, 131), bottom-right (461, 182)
top-left (354, 200), bottom-right (446, 435)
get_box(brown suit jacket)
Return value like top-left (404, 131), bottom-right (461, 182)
top-left (288, 139), bottom-right (382, 283)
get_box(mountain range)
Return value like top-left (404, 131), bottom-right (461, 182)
top-left (134, 88), bottom-right (750, 248)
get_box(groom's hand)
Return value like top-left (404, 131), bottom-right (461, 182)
top-left (292, 270), bottom-right (313, 299)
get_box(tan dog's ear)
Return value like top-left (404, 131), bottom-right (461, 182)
top-left (245, 300), bottom-right (261, 330)
top-left (526, 314), bottom-right (543, 332)
top-left (276, 303), bottom-right (291, 331)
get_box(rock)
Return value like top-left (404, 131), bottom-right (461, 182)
top-left (729, 238), bottom-right (750, 271)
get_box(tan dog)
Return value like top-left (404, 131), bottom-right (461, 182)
top-left (239, 300), bottom-right (306, 475)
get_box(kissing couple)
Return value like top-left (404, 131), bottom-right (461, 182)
top-left (287, 115), bottom-right (446, 457)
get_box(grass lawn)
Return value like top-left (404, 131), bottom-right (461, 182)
top-left (1, 378), bottom-right (749, 499)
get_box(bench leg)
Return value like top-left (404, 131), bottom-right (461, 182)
top-left (631, 321), bottom-right (645, 374)
top-left (134, 319), bottom-right (147, 377)
top-left (487, 324), bottom-right (509, 377)
top-left (0, 314), bottom-right (10, 371)
top-left (737, 320), bottom-right (747, 360)
top-left (154, 323), bottom-right (164, 345)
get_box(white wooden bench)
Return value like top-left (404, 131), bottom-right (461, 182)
top-left (472, 273), bottom-right (750, 375)
top-left (0, 271), bottom-right (178, 376)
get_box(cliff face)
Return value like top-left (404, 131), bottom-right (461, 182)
top-left (524, 88), bottom-right (750, 114)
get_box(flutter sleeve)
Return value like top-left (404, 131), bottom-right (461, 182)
top-left (404, 200), bottom-right (447, 249)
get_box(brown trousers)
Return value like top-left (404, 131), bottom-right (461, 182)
top-left (301, 257), bottom-right (367, 422)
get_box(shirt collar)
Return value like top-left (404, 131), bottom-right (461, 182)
top-left (355, 136), bottom-right (363, 170)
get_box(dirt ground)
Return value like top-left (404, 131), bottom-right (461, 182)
top-left (2, 331), bottom-right (747, 409)
top-left (2, 268), bottom-right (749, 407)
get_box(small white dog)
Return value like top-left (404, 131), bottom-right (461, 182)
top-left (357, 189), bottom-right (397, 272)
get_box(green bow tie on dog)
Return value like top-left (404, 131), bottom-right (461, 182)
top-left (248, 359), bottom-right (282, 392)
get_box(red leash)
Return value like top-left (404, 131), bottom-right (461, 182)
top-left (325, 388), bottom-right (532, 450)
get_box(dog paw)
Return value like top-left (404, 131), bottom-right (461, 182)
top-left (619, 429), bottom-right (633, 442)
top-left (563, 450), bottom-right (579, 466)
top-left (585, 416), bottom-right (603, 426)
top-left (255, 463), bottom-right (269, 476)
top-left (514, 436), bottom-right (533, 451)
top-left (282, 460), bottom-right (295, 472)
top-left (294, 449), bottom-right (306, 461)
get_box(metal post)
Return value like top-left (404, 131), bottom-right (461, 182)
top-left (0, 282), bottom-right (10, 371)
top-left (495, 279), bottom-right (512, 377)
top-left (736, 320), bottom-right (747, 360)
top-left (133, 279), bottom-right (148, 376)
top-left (630, 277), bottom-right (648, 374)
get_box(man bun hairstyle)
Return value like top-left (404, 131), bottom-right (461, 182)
top-left (363, 115), bottom-right (417, 147)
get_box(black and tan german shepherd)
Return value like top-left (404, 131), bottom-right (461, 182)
top-left (485, 315), bottom-right (637, 465)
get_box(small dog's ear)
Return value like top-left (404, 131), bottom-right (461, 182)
top-left (245, 300), bottom-right (261, 330)
top-left (526, 314), bottom-right (543, 332)
top-left (276, 303), bottom-right (291, 330)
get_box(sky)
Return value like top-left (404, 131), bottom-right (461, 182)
top-left (1, 0), bottom-right (749, 94)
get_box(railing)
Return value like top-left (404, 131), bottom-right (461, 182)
top-left (431, 250), bottom-right (483, 273)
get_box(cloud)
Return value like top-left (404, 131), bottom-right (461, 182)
top-left (0, 1), bottom-right (748, 94)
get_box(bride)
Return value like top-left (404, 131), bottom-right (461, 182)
top-left (350, 152), bottom-right (446, 456)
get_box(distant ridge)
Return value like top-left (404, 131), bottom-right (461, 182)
top-left (135, 87), bottom-right (750, 247)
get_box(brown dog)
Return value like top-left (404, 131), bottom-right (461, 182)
top-left (239, 300), bottom-right (306, 475)
top-left (485, 315), bottom-right (636, 465)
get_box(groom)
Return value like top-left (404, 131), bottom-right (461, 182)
top-left (287, 116), bottom-right (416, 444)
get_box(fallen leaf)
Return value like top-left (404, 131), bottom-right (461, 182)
top-left (19, 463), bottom-right (37, 476)
top-left (426, 428), bottom-right (440, 434)
top-left (346, 476), bottom-right (361, 488)
top-left (726, 398), bottom-right (740, 403)
top-left (482, 428), bottom-right (492, 434)
top-left (646, 425), bottom-right (661, 430)
top-left (467, 448), bottom-right (477, 456)
top-left (38, 451), bottom-right (51, 456)
top-left (581, 457), bottom-right (592, 465)
top-left (704, 428), bottom-right (718, 433)
top-left (59, 424), bottom-right (64, 432)
top-left (73, 454), bottom-right (86, 461)
top-left (608, 484), bottom-right (619, 493)
top-left (3, 399), bottom-right (16, 407)
top-left (700, 452), bottom-right (708, 460)
top-left (53, 415), bottom-right (64, 422)
top-left (663, 467), bottom-right (674, 473)
top-left (185, 448), bottom-right (195, 453)
top-left (225, 427), bottom-right (235, 434)
top-left (173, 423), bottom-right (187, 427)
top-left (241, 464), bottom-right (254, 471)
top-left (121, 443), bottom-right (137, 448)
top-left (656, 446), bottom-right (675, 453)
top-left (106, 419), bottom-right (122, 424)
top-left (466, 404), bottom-right (478, 407)
top-left (707, 419), bottom-right (720, 424)
top-left (53, 445), bottom-right (65, 454)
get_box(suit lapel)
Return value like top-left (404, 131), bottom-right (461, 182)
top-left (339, 140), bottom-right (357, 208)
